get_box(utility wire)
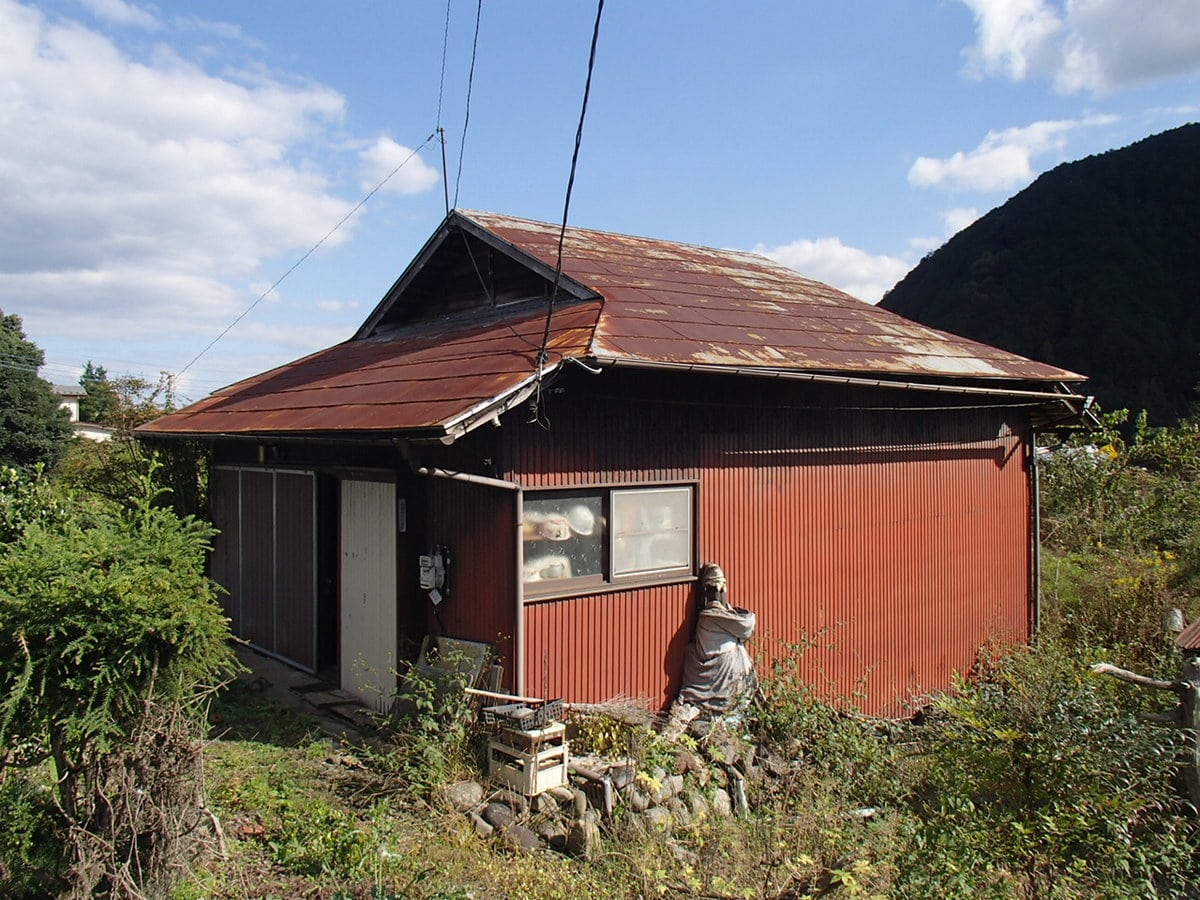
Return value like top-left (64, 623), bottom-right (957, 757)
top-left (452, 0), bottom-right (483, 210)
top-left (436, 0), bottom-right (452, 128)
top-left (178, 131), bottom-right (438, 379)
top-left (531, 0), bottom-right (605, 426)
top-left (436, 1), bottom-right (453, 212)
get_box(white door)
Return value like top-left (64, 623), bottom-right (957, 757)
top-left (340, 480), bottom-right (397, 710)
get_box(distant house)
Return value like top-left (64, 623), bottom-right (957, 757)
top-left (139, 211), bottom-right (1090, 714)
top-left (51, 384), bottom-right (112, 442)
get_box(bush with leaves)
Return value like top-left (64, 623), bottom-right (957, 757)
top-left (895, 642), bottom-right (1198, 898)
top-left (56, 370), bottom-right (210, 519)
top-left (0, 466), bottom-right (236, 898)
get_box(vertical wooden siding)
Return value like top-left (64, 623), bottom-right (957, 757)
top-left (339, 479), bottom-right (398, 707)
top-left (506, 386), bottom-right (1031, 715)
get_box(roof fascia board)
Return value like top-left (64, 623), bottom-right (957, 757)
top-left (438, 361), bottom-right (563, 444)
top-left (454, 214), bottom-right (600, 303)
top-left (355, 212), bottom-right (601, 342)
top-left (355, 213), bottom-right (458, 340)
top-left (592, 355), bottom-right (1090, 417)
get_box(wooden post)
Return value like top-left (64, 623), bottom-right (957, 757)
top-left (1092, 659), bottom-right (1200, 814)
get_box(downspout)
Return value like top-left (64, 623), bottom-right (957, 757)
top-left (415, 467), bottom-right (526, 696)
top-left (1031, 431), bottom-right (1042, 643)
top-left (515, 490), bottom-right (526, 697)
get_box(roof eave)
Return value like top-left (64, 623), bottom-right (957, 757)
top-left (591, 354), bottom-right (1093, 423)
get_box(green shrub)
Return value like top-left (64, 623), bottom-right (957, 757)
top-left (0, 465), bottom-right (236, 897)
top-left (896, 642), bottom-right (1197, 898)
top-left (371, 655), bottom-right (482, 800)
top-left (1041, 548), bottom-right (1189, 675)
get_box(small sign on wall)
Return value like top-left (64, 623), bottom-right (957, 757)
top-left (398, 498), bottom-right (407, 533)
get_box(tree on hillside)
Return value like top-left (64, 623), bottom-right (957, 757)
top-left (57, 370), bottom-right (209, 518)
top-left (0, 310), bottom-right (72, 469)
top-left (78, 360), bottom-right (119, 425)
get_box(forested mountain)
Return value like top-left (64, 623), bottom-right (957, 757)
top-left (880, 123), bottom-right (1200, 424)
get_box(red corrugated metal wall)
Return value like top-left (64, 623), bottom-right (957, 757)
top-left (425, 477), bottom-right (519, 689)
top-left (506, 377), bottom-right (1031, 715)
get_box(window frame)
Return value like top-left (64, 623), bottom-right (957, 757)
top-left (521, 482), bottom-right (697, 600)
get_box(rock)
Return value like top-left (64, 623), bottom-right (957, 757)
top-left (493, 788), bottom-right (529, 815)
top-left (482, 801), bottom-right (515, 830)
top-left (565, 818), bottom-right (601, 859)
top-left (687, 792), bottom-right (710, 821)
top-left (572, 788), bottom-right (589, 818)
top-left (469, 811), bottom-right (494, 838)
top-left (673, 749), bottom-right (703, 775)
top-left (669, 842), bottom-right (698, 866)
top-left (537, 819), bottom-right (569, 851)
top-left (625, 787), bottom-right (650, 813)
top-left (608, 764), bottom-right (636, 791)
top-left (503, 823), bottom-right (542, 853)
top-left (643, 806), bottom-right (673, 830)
top-left (711, 788), bottom-right (732, 817)
top-left (667, 797), bottom-right (692, 828)
top-left (546, 785), bottom-right (576, 805)
top-left (655, 774), bottom-right (684, 804)
top-left (443, 780), bottom-right (484, 812)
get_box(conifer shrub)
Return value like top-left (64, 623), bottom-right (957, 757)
top-left (0, 465), bottom-right (236, 898)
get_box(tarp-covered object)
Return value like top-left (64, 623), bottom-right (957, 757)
top-left (677, 606), bottom-right (757, 712)
top-left (676, 564), bottom-right (757, 714)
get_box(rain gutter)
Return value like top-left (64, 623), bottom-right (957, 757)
top-left (591, 355), bottom-right (1089, 409)
top-left (439, 362), bottom-right (563, 445)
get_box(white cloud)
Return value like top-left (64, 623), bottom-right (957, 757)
top-left (358, 137), bottom-right (441, 195)
top-left (908, 114), bottom-right (1117, 192)
top-left (0, 0), bottom-right (437, 378)
top-left (79, 0), bottom-right (159, 30)
top-left (961, 0), bottom-right (1200, 93)
top-left (942, 207), bottom-right (981, 235)
top-left (961, 0), bottom-right (1063, 82)
top-left (317, 299), bottom-right (359, 313)
top-left (753, 237), bottom-right (913, 304)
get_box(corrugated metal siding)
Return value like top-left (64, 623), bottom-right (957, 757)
top-left (426, 478), bottom-right (519, 690)
top-left (524, 584), bottom-right (693, 706)
top-left (209, 467), bottom-right (241, 630)
top-left (275, 472), bottom-right (316, 670)
top-left (210, 466), bottom-right (318, 673)
top-left (700, 410), bottom-right (1030, 715)
top-left (240, 469), bottom-right (275, 652)
top-left (504, 383), bottom-right (1031, 715)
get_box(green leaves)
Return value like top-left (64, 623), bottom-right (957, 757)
top-left (0, 464), bottom-right (236, 895)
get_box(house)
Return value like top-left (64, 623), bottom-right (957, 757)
top-left (51, 384), bottom-right (112, 442)
top-left (139, 210), bottom-right (1090, 715)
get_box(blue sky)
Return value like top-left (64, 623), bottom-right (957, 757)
top-left (6, 0), bottom-right (1199, 402)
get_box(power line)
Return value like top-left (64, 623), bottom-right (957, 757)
top-left (452, 0), bottom-right (483, 211)
top-left (532, 0), bottom-right (605, 427)
top-left (177, 131), bottom-right (438, 379)
top-left (436, 0), bottom-right (452, 128)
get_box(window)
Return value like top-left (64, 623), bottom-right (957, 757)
top-left (522, 485), bottom-right (693, 593)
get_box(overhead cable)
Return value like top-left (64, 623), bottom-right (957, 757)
top-left (452, 0), bottom-right (483, 210)
top-left (531, 0), bottom-right (605, 426)
top-left (178, 131), bottom-right (438, 379)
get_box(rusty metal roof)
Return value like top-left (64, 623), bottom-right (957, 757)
top-left (1177, 618), bottom-right (1200, 652)
top-left (141, 210), bottom-right (1086, 440)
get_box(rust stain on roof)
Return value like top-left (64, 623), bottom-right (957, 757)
top-left (142, 210), bottom-right (1085, 440)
